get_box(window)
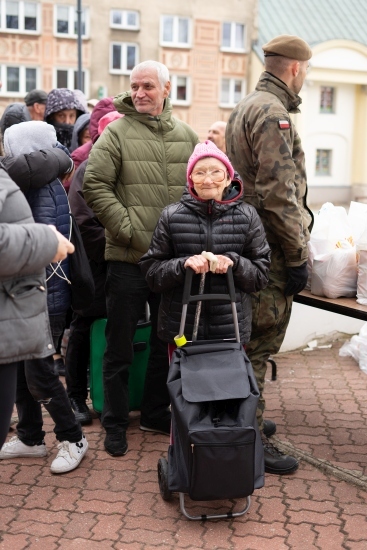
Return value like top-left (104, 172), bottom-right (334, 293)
top-left (54, 4), bottom-right (89, 38)
top-left (110, 43), bottom-right (138, 74)
top-left (170, 75), bottom-right (190, 105)
top-left (0, 0), bottom-right (39, 33)
top-left (221, 22), bottom-right (245, 51)
top-left (0, 64), bottom-right (38, 94)
top-left (160, 15), bottom-right (191, 47)
top-left (315, 149), bottom-right (332, 176)
top-left (220, 78), bottom-right (245, 106)
top-left (320, 86), bottom-right (335, 114)
top-left (110, 9), bottom-right (139, 30)
top-left (55, 68), bottom-right (89, 97)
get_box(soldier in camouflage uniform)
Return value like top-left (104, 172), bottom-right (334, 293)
top-left (226, 35), bottom-right (314, 475)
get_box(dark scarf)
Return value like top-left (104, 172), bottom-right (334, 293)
top-left (52, 122), bottom-right (74, 150)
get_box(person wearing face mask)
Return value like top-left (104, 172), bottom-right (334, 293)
top-left (44, 88), bottom-right (88, 150)
top-left (139, 140), bottom-right (270, 351)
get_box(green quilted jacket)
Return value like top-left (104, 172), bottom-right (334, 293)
top-left (83, 94), bottom-right (199, 263)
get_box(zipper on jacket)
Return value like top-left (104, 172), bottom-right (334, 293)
top-left (203, 201), bottom-right (214, 340)
top-left (156, 117), bottom-right (169, 205)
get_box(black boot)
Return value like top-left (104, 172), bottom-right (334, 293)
top-left (261, 432), bottom-right (298, 475)
top-left (69, 397), bottom-right (92, 426)
top-left (263, 419), bottom-right (276, 438)
top-left (104, 432), bottom-right (128, 457)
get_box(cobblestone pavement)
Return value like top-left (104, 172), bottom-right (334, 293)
top-left (1, 339), bottom-right (367, 549)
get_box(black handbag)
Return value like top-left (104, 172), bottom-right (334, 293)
top-left (69, 213), bottom-right (95, 310)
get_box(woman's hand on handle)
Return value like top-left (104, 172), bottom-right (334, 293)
top-left (184, 253), bottom-right (233, 274)
top-left (213, 255), bottom-right (233, 274)
top-left (184, 255), bottom-right (209, 274)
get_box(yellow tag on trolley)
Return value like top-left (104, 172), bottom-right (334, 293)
top-left (174, 334), bottom-right (187, 347)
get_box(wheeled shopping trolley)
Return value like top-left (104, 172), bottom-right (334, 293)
top-left (157, 267), bottom-right (264, 520)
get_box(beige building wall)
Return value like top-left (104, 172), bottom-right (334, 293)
top-left (0, 1), bottom-right (92, 112)
top-left (87, 0), bottom-right (257, 139)
top-left (0, 0), bottom-right (257, 141)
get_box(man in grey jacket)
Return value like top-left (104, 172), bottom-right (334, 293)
top-left (0, 167), bottom-right (73, 448)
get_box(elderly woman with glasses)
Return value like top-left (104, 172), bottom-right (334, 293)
top-left (139, 140), bottom-right (271, 344)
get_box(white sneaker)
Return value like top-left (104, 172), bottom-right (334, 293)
top-left (50, 435), bottom-right (88, 474)
top-left (0, 436), bottom-right (47, 459)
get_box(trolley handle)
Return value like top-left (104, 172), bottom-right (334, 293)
top-left (178, 266), bottom-right (240, 344)
top-left (182, 266), bottom-right (236, 305)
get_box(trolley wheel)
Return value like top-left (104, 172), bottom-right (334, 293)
top-left (158, 457), bottom-right (172, 501)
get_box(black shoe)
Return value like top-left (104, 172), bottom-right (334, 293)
top-left (54, 358), bottom-right (65, 376)
top-left (261, 433), bottom-right (299, 475)
top-left (140, 414), bottom-right (171, 436)
top-left (69, 397), bottom-right (92, 426)
top-left (104, 432), bottom-right (128, 457)
top-left (263, 419), bottom-right (276, 438)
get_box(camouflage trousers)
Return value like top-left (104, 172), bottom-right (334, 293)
top-left (245, 242), bottom-right (293, 430)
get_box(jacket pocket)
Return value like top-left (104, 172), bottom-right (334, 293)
top-left (0, 275), bottom-right (51, 361)
top-left (188, 427), bottom-right (255, 501)
top-left (2, 275), bottom-right (47, 318)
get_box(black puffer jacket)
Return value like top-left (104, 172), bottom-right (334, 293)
top-left (2, 147), bottom-right (72, 193)
top-left (139, 178), bottom-right (271, 343)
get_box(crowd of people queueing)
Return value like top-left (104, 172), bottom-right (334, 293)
top-left (0, 33), bottom-right (313, 478)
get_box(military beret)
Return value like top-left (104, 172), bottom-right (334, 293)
top-left (262, 35), bottom-right (312, 61)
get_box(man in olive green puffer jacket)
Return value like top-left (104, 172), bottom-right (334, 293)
top-left (83, 60), bottom-right (199, 457)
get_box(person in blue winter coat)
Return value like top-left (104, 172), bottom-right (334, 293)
top-left (3, 121), bottom-right (73, 345)
top-left (0, 121), bottom-right (88, 474)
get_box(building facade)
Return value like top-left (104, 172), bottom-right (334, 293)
top-left (252, 0), bottom-right (367, 205)
top-left (0, 0), bottom-right (257, 139)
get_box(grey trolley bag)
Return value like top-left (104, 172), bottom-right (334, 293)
top-left (157, 267), bottom-right (264, 520)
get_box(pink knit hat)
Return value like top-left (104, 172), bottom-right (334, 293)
top-left (187, 140), bottom-right (235, 182)
top-left (98, 111), bottom-right (124, 135)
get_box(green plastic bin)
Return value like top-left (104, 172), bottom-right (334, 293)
top-left (89, 318), bottom-right (151, 413)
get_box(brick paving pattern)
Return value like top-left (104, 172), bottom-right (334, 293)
top-left (1, 339), bottom-right (366, 549)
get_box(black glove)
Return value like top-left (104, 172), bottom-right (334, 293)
top-left (284, 262), bottom-right (308, 296)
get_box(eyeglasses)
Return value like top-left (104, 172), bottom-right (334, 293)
top-left (191, 169), bottom-right (226, 184)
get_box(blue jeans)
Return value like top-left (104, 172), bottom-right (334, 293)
top-left (102, 261), bottom-right (170, 434)
top-left (15, 351), bottom-right (82, 445)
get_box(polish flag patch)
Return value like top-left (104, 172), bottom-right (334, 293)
top-left (278, 120), bottom-right (290, 129)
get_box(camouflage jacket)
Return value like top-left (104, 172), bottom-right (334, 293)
top-left (226, 72), bottom-right (313, 267)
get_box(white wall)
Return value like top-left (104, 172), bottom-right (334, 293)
top-left (302, 82), bottom-right (355, 188)
top-left (280, 302), bottom-right (365, 352)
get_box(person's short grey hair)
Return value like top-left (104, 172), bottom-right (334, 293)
top-left (130, 60), bottom-right (170, 88)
